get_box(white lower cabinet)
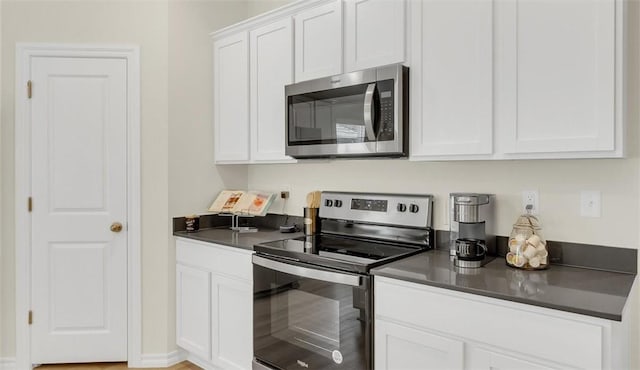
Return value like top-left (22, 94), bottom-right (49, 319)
top-left (374, 276), bottom-right (630, 370)
top-left (176, 264), bottom-right (212, 361)
top-left (211, 274), bottom-right (252, 370)
top-left (176, 237), bottom-right (253, 370)
top-left (376, 319), bottom-right (464, 370)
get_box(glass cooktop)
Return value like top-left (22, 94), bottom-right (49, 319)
top-left (254, 234), bottom-right (427, 274)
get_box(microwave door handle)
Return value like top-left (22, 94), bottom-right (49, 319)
top-left (363, 83), bottom-right (377, 141)
top-left (253, 255), bottom-right (362, 287)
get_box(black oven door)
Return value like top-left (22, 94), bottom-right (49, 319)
top-left (253, 254), bottom-right (372, 370)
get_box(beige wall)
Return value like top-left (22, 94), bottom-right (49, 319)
top-left (167, 0), bottom-right (250, 355)
top-left (249, 156), bottom-right (639, 247)
top-left (0, 0), bottom-right (171, 356)
top-left (247, 0), bottom-right (295, 18)
top-left (248, 6), bottom-right (640, 250)
top-left (0, 0), bottom-right (4, 359)
top-left (168, 1), bottom-right (249, 219)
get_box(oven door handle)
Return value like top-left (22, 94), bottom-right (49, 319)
top-left (253, 255), bottom-right (363, 287)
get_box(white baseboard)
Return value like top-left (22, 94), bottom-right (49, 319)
top-left (0, 358), bottom-right (17, 370)
top-left (134, 350), bottom-right (187, 368)
top-left (186, 354), bottom-right (218, 370)
top-left (1, 352), bottom-right (188, 370)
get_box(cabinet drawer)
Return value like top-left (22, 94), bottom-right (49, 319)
top-left (375, 277), bottom-right (603, 369)
top-left (176, 238), bottom-right (252, 282)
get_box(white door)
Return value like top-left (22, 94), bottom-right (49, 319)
top-left (30, 56), bottom-right (128, 363)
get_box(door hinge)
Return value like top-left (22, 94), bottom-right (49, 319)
top-left (28, 197), bottom-right (32, 212)
top-left (28, 310), bottom-right (33, 325)
top-left (27, 80), bottom-right (32, 99)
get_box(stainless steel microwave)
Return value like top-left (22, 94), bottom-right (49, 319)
top-left (285, 64), bottom-right (408, 159)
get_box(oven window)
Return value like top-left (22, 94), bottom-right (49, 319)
top-left (272, 284), bottom-right (341, 354)
top-left (254, 264), bottom-right (371, 370)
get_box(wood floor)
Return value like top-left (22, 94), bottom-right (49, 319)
top-left (37, 362), bottom-right (201, 370)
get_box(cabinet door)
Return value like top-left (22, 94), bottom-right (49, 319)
top-left (375, 319), bottom-right (464, 370)
top-left (496, 0), bottom-right (619, 156)
top-left (410, 0), bottom-right (493, 158)
top-left (211, 274), bottom-right (253, 370)
top-left (294, 0), bottom-right (343, 82)
top-left (214, 32), bottom-right (250, 163)
top-left (344, 0), bottom-right (405, 72)
top-left (250, 19), bottom-right (296, 163)
top-left (468, 347), bottom-right (556, 370)
top-left (176, 264), bottom-right (211, 360)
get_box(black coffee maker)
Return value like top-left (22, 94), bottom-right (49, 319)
top-left (449, 193), bottom-right (494, 268)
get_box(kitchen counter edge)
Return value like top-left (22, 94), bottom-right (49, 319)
top-left (371, 250), bottom-right (636, 322)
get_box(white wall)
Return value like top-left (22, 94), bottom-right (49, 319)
top-left (0, 0), bottom-right (171, 357)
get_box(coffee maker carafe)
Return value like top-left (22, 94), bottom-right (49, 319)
top-left (449, 193), bottom-right (494, 268)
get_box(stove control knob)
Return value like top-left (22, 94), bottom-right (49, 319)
top-left (325, 199), bottom-right (333, 207)
top-left (409, 204), bottom-right (420, 213)
top-left (397, 203), bottom-right (407, 212)
top-left (334, 200), bottom-right (343, 208)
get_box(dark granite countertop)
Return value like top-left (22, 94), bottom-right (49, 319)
top-left (174, 227), bottom-right (304, 251)
top-left (174, 215), bottom-right (636, 321)
top-left (371, 249), bottom-right (636, 321)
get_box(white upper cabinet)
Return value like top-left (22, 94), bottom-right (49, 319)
top-left (495, 0), bottom-right (621, 157)
top-left (214, 32), bottom-right (250, 163)
top-left (410, 0), bottom-right (623, 160)
top-left (212, 0), bottom-right (624, 163)
top-left (344, 0), bottom-right (406, 72)
top-left (250, 19), bottom-right (296, 163)
top-left (294, 0), bottom-right (343, 82)
top-left (410, 0), bottom-right (493, 159)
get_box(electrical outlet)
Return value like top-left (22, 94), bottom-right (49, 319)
top-left (580, 190), bottom-right (601, 218)
top-left (522, 190), bottom-right (539, 214)
top-left (280, 191), bottom-right (290, 199)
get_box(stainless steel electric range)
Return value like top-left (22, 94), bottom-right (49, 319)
top-left (252, 192), bottom-right (433, 370)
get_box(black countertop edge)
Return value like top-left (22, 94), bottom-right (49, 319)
top-left (373, 268), bottom-right (624, 321)
top-left (173, 214), bottom-right (305, 251)
top-left (173, 213), bottom-right (304, 233)
top-left (434, 230), bottom-right (637, 274)
top-left (371, 250), bottom-right (635, 322)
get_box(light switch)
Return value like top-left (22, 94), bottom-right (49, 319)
top-left (580, 191), bottom-right (601, 218)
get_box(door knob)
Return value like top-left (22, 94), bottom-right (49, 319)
top-left (110, 222), bottom-right (123, 233)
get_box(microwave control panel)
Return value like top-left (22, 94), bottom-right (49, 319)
top-left (377, 79), bottom-right (395, 141)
